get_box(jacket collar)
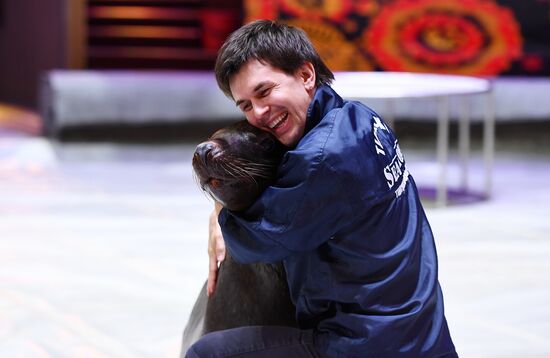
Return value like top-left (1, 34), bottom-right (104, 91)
top-left (304, 85), bottom-right (344, 136)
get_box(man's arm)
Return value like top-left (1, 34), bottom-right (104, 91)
top-left (207, 202), bottom-right (225, 297)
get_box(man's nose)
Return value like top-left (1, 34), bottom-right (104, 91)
top-left (252, 101), bottom-right (269, 121)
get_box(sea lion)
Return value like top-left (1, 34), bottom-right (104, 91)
top-left (181, 120), bottom-right (297, 356)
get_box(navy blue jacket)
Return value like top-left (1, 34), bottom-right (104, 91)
top-left (219, 86), bottom-right (457, 357)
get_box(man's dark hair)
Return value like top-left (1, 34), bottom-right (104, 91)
top-left (215, 20), bottom-right (334, 99)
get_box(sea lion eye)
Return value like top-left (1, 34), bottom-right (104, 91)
top-left (209, 178), bottom-right (222, 189)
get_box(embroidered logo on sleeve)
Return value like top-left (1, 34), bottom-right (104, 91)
top-left (372, 116), bottom-right (409, 197)
top-left (373, 116), bottom-right (388, 156)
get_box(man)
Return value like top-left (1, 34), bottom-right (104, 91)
top-left (187, 20), bottom-right (457, 357)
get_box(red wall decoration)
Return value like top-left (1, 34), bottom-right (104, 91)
top-left (244, 0), bottom-right (550, 76)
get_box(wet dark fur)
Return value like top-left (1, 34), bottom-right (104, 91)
top-left (181, 121), bottom-right (297, 355)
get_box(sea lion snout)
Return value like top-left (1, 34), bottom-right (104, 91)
top-left (193, 141), bottom-right (219, 168)
top-left (194, 141), bottom-right (213, 162)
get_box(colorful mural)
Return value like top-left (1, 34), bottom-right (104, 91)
top-left (244, 0), bottom-right (550, 76)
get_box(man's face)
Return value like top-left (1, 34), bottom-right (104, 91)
top-left (229, 59), bottom-right (316, 147)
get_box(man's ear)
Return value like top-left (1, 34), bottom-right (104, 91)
top-left (299, 62), bottom-right (316, 92)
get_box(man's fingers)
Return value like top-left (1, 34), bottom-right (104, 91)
top-left (215, 234), bottom-right (226, 261)
top-left (207, 255), bottom-right (218, 297)
top-left (207, 203), bottom-right (225, 297)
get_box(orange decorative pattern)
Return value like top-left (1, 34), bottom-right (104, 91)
top-left (364, 0), bottom-right (523, 75)
top-left (243, 0), bottom-right (539, 76)
top-left (284, 19), bottom-right (373, 71)
top-left (244, 0), bottom-right (279, 23)
top-left (281, 0), bottom-right (353, 22)
top-left (354, 0), bottom-right (379, 16)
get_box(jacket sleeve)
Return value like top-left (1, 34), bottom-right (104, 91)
top-left (218, 111), bottom-right (355, 264)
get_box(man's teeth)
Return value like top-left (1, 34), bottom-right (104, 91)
top-left (269, 113), bottom-right (287, 129)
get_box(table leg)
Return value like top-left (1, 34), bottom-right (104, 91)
top-left (384, 99), bottom-right (395, 129)
top-left (436, 96), bottom-right (449, 207)
top-left (459, 95), bottom-right (470, 191)
top-left (483, 91), bottom-right (495, 199)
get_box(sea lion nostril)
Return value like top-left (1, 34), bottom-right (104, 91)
top-left (194, 142), bottom-right (216, 166)
top-left (192, 151), bottom-right (201, 162)
top-left (195, 143), bottom-right (211, 157)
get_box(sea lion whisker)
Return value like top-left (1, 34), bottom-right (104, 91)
top-left (220, 161), bottom-right (246, 179)
top-left (231, 159), bottom-right (274, 174)
top-left (238, 164), bottom-right (274, 178)
top-left (192, 171), bottom-right (204, 190)
top-left (240, 169), bottom-right (270, 180)
top-left (192, 171), bottom-right (217, 202)
top-left (219, 159), bottom-right (253, 176)
top-left (231, 163), bottom-right (269, 181)
top-left (217, 160), bottom-right (263, 186)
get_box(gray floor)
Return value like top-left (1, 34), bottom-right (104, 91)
top-left (1, 129), bottom-right (549, 357)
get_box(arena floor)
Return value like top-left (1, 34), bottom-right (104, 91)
top-left (0, 125), bottom-right (549, 357)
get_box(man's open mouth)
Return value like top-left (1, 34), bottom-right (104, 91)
top-left (268, 112), bottom-right (288, 130)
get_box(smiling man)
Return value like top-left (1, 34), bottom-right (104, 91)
top-left (186, 20), bottom-right (457, 358)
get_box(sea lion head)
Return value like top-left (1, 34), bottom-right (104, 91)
top-left (192, 120), bottom-right (285, 211)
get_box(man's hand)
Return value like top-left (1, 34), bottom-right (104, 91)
top-left (207, 202), bottom-right (225, 297)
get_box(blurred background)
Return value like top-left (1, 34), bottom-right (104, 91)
top-left (0, 0), bottom-right (549, 357)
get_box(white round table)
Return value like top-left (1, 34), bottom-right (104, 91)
top-left (332, 71), bottom-right (494, 207)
